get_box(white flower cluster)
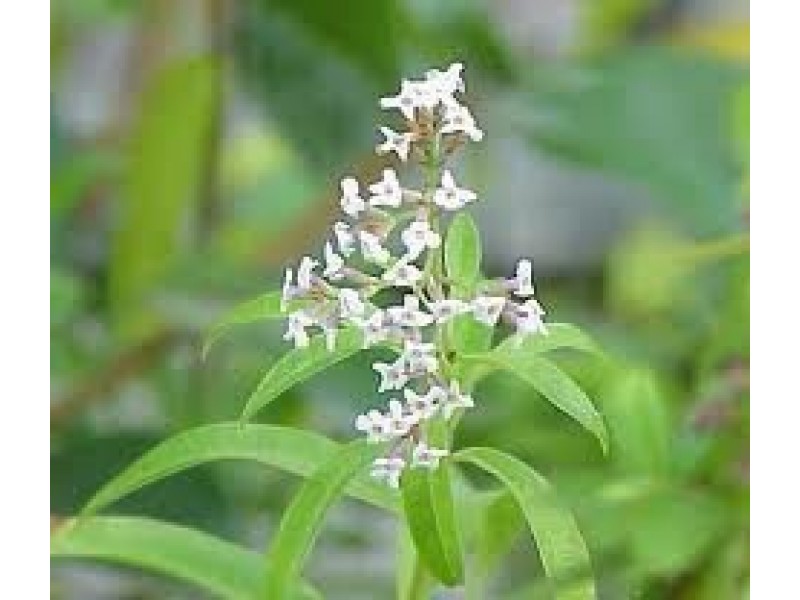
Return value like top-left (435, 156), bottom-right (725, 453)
top-left (279, 63), bottom-right (548, 488)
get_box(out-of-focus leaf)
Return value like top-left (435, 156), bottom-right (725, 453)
top-left (234, 0), bottom-right (400, 169)
top-left (110, 57), bottom-right (219, 334)
top-left (50, 150), bottom-right (115, 220)
top-left (203, 291), bottom-right (283, 357)
top-left (520, 48), bottom-right (746, 235)
top-left (445, 212), bottom-right (481, 296)
top-left (579, 0), bottom-right (655, 53)
top-left (601, 368), bottom-right (670, 476)
top-left (628, 489), bottom-right (729, 576)
top-left (672, 22), bottom-right (750, 61)
top-left (240, 328), bottom-right (364, 422)
top-left (606, 225), bottom-right (693, 319)
top-left (51, 268), bottom-right (84, 327)
top-left (401, 461), bottom-right (465, 586)
top-left (263, 439), bottom-right (386, 598)
top-left (455, 448), bottom-right (596, 599)
top-left (51, 516), bottom-right (319, 600)
top-left (82, 423), bottom-right (397, 516)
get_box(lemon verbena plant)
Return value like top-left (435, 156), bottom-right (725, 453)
top-left (52, 63), bottom-right (609, 600)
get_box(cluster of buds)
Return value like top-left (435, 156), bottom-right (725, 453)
top-left (280, 63), bottom-right (548, 488)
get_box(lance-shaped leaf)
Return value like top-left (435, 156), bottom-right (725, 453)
top-left (460, 337), bottom-right (608, 452)
top-left (51, 516), bottom-right (319, 600)
top-left (263, 439), bottom-right (386, 598)
top-left (454, 448), bottom-right (596, 600)
top-left (401, 461), bottom-right (465, 586)
top-left (82, 423), bottom-right (398, 516)
top-left (240, 327), bottom-right (363, 423)
top-left (445, 212), bottom-right (481, 296)
top-left (203, 291), bottom-right (284, 357)
top-left (400, 418), bottom-right (464, 587)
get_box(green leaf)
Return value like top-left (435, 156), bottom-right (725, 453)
top-left (466, 344), bottom-right (608, 452)
top-left (455, 448), bottom-right (596, 600)
top-left (492, 323), bottom-right (603, 357)
top-left (203, 291), bottom-right (283, 357)
top-left (601, 369), bottom-right (670, 476)
top-left (520, 47), bottom-right (746, 235)
top-left (401, 461), bottom-right (465, 586)
top-left (110, 57), bottom-right (220, 334)
top-left (445, 212), bottom-right (481, 296)
top-left (82, 423), bottom-right (397, 516)
top-left (51, 516), bottom-right (318, 600)
top-left (240, 327), bottom-right (363, 423)
top-left (263, 439), bottom-right (385, 598)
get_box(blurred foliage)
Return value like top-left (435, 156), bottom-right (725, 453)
top-left (51, 0), bottom-right (749, 598)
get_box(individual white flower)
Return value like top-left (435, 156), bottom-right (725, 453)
top-left (385, 398), bottom-right (417, 437)
top-left (383, 260), bottom-right (423, 287)
top-left (471, 295), bottom-right (506, 326)
top-left (510, 259), bottom-right (535, 297)
top-left (401, 219), bottom-right (441, 261)
top-left (402, 340), bottom-right (438, 374)
top-left (515, 298), bottom-right (548, 337)
top-left (425, 62), bottom-right (465, 101)
top-left (373, 358), bottom-right (409, 392)
top-left (340, 176), bottom-right (367, 218)
top-left (368, 168), bottom-right (403, 208)
top-left (355, 309), bottom-right (389, 347)
top-left (441, 103), bottom-right (484, 142)
top-left (412, 441), bottom-right (449, 469)
top-left (377, 127), bottom-right (413, 162)
top-left (281, 268), bottom-right (294, 311)
top-left (429, 298), bottom-right (470, 323)
top-left (323, 242), bottom-right (345, 280)
top-left (380, 79), bottom-right (435, 121)
top-left (355, 409), bottom-right (390, 443)
top-left (333, 221), bottom-right (356, 256)
top-left (433, 170), bottom-right (477, 211)
top-left (283, 311), bottom-right (314, 348)
top-left (403, 388), bottom-right (440, 420)
top-left (386, 294), bottom-right (434, 328)
top-left (339, 288), bottom-right (366, 321)
top-left (297, 256), bottom-right (318, 291)
top-left (370, 456), bottom-right (405, 488)
top-left (442, 380), bottom-right (475, 420)
top-left (359, 231), bottom-right (391, 265)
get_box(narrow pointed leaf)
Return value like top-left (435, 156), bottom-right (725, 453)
top-left (51, 516), bottom-right (319, 600)
top-left (401, 462), bottom-right (464, 586)
top-left (240, 327), bottom-right (363, 423)
top-left (454, 448), bottom-right (596, 600)
top-left (463, 348), bottom-right (608, 452)
top-left (82, 423), bottom-right (397, 516)
top-left (263, 439), bottom-right (385, 598)
top-left (445, 212), bottom-right (481, 296)
top-left (203, 291), bottom-right (283, 357)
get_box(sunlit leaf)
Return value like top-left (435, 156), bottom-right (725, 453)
top-left (240, 327), bottom-right (363, 423)
top-left (445, 212), bottom-right (481, 296)
top-left (263, 439), bottom-right (386, 598)
top-left (51, 516), bottom-right (319, 600)
top-left (82, 423), bottom-right (398, 516)
top-left (455, 448), bottom-right (596, 600)
top-left (110, 57), bottom-right (220, 334)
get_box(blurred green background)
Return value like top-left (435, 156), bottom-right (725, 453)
top-left (51, 0), bottom-right (749, 598)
